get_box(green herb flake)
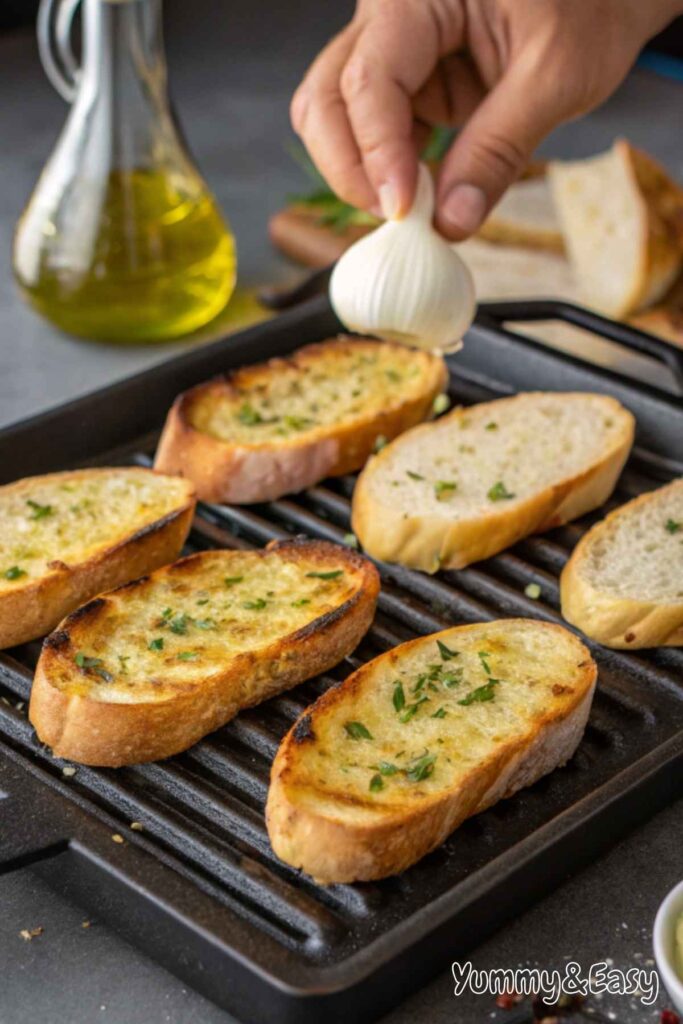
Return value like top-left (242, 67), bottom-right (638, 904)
top-left (74, 652), bottom-right (113, 683)
top-left (441, 670), bottom-right (463, 688)
top-left (283, 414), bottom-right (313, 432)
top-left (377, 761), bottom-right (399, 776)
top-left (224, 576), bottom-right (244, 587)
top-left (306, 570), bottom-right (344, 581)
top-left (665, 519), bottom-right (682, 534)
top-left (488, 480), bottom-right (516, 502)
top-left (431, 707), bottom-right (447, 719)
top-left (405, 752), bottom-right (437, 783)
top-left (344, 721), bottom-right (373, 741)
top-left (117, 655), bottom-right (130, 674)
top-left (432, 393), bottom-right (450, 415)
top-left (485, 421), bottom-right (498, 431)
top-left (343, 533), bottom-right (359, 549)
top-left (373, 434), bottom-right (387, 453)
top-left (26, 499), bottom-right (53, 520)
top-left (243, 598), bottom-right (267, 610)
top-left (392, 680), bottom-right (406, 712)
top-left (237, 403), bottom-right (263, 426)
top-left (524, 582), bottom-right (542, 600)
top-left (177, 651), bottom-right (199, 661)
top-left (399, 696), bottom-right (429, 723)
top-left (291, 597), bottom-right (311, 607)
top-left (148, 638), bottom-right (164, 651)
top-left (434, 480), bottom-right (457, 501)
top-left (3, 565), bottom-right (26, 581)
top-left (196, 597), bottom-right (210, 606)
top-left (169, 613), bottom-right (190, 635)
top-left (369, 773), bottom-right (384, 793)
top-left (406, 470), bottom-right (425, 481)
top-left (458, 679), bottom-right (499, 706)
top-left (478, 651), bottom-right (492, 675)
top-left (437, 639), bottom-right (459, 661)
top-left (194, 618), bottom-right (216, 630)
top-left (385, 368), bottom-right (402, 383)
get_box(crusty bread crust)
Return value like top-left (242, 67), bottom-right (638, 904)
top-left (0, 469), bottom-right (195, 649)
top-left (266, 620), bottom-right (596, 883)
top-left (561, 480), bottom-right (683, 649)
top-left (29, 540), bottom-right (380, 766)
top-left (351, 393), bottom-right (635, 572)
top-left (154, 338), bottom-right (447, 504)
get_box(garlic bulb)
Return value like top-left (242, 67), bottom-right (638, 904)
top-left (329, 163), bottom-right (476, 352)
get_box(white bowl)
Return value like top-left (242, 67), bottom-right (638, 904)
top-left (654, 878), bottom-right (683, 1014)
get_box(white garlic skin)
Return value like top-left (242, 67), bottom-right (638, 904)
top-left (329, 163), bottom-right (476, 352)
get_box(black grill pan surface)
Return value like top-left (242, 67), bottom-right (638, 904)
top-left (0, 299), bottom-right (681, 1024)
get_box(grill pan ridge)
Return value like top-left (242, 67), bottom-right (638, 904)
top-left (0, 299), bottom-right (681, 1024)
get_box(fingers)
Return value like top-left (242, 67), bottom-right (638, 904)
top-left (339, 4), bottom-right (447, 216)
top-left (435, 61), bottom-right (562, 239)
top-left (413, 53), bottom-right (486, 129)
top-left (291, 24), bottom-right (376, 213)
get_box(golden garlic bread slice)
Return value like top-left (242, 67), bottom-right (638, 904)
top-left (561, 478), bottom-right (683, 648)
top-left (154, 337), bottom-right (447, 503)
top-left (30, 540), bottom-right (380, 766)
top-left (0, 468), bottom-right (195, 649)
top-left (352, 392), bottom-right (635, 572)
top-left (267, 619), bottom-right (597, 883)
top-left (549, 140), bottom-right (683, 318)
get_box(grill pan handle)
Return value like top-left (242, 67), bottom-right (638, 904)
top-left (478, 299), bottom-right (683, 395)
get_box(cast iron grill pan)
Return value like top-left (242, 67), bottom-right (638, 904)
top-left (0, 300), bottom-right (681, 1024)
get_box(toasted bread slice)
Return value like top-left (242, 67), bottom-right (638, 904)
top-left (30, 540), bottom-right (380, 766)
top-left (352, 392), bottom-right (634, 572)
top-left (0, 468), bottom-right (195, 649)
top-left (549, 140), bottom-right (683, 318)
top-left (154, 337), bottom-right (447, 504)
top-left (267, 619), bottom-right (597, 883)
top-left (477, 175), bottom-right (564, 253)
top-left (561, 478), bottom-right (683, 648)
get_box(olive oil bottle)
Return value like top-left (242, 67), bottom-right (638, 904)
top-left (14, 0), bottom-right (236, 343)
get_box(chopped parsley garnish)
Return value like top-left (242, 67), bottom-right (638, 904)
top-left (665, 519), bottom-right (682, 534)
top-left (369, 773), bottom-right (384, 792)
top-left (376, 761), bottom-right (399, 776)
top-left (291, 597), bottom-right (311, 607)
top-left (168, 613), bottom-right (190, 635)
top-left (243, 598), bottom-right (267, 610)
top-left (385, 368), bottom-right (402, 382)
top-left (392, 680), bottom-right (405, 712)
top-left (306, 570), bottom-right (344, 580)
top-left (441, 669), bottom-right (463, 688)
top-left (485, 421), bottom-right (498, 431)
top-left (488, 481), bottom-right (515, 502)
top-left (405, 751), bottom-right (437, 783)
top-left (177, 651), bottom-right (199, 661)
top-left (434, 480), bottom-right (457, 500)
top-left (399, 695), bottom-right (430, 723)
top-left (373, 434), bottom-right (387, 453)
top-left (26, 499), bottom-right (53, 520)
top-left (458, 679), bottom-right (499, 705)
top-left (194, 618), bottom-right (216, 630)
top-left (117, 655), bottom-right (130, 673)
top-left (74, 652), bottom-right (113, 683)
top-left (283, 414), bottom-right (313, 431)
top-left (432, 393), bottom-right (450, 415)
top-left (148, 638), bottom-right (164, 651)
top-left (4, 565), bottom-right (26, 581)
top-left (196, 597), bottom-right (210, 605)
top-left (406, 470), bottom-right (425, 481)
top-left (344, 720), bottom-right (373, 740)
top-left (237, 403), bottom-right (263, 426)
top-left (431, 707), bottom-right (447, 719)
top-left (437, 639), bottom-right (459, 661)
top-left (225, 576), bottom-right (244, 586)
top-left (478, 651), bottom-right (492, 675)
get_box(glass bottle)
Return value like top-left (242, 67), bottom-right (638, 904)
top-left (13, 0), bottom-right (236, 343)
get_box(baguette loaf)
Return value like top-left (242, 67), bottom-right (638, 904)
top-left (0, 468), bottom-right (195, 649)
top-left (30, 540), bottom-right (380, 766)
top-left (561, 478), bottom-right (683, 648)
top-left (154, 337), bottom-right (447, 504)
top-left (267, 619), bottom-right (597, 883)
top-left (352, 392), bottom-right (634, 572)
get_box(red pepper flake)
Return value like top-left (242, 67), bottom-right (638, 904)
top-left (661, 1011), bottom-right (681, 1024)
top-left (496, 990), bottom-right (523, 1009)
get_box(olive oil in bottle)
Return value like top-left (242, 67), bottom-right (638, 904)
top-left (14, 0), bottom-right (236, 344)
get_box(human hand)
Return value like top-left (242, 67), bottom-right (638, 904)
top-left (291, 0), bottom-right (681, 238)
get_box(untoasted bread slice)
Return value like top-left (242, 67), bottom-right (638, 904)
top-left (561, 478), bottom-right (683, 648)
top-left (30, 540), bottom-right (380, 766)
top-left (549, 140), bottom-right (683, 318)
top-left (352, 392), bottom-right (634, 572)
top-left (477, 175), bottom-right (564, 252)
top-left (0, 468), bottom-right (195, 649)
top-left (267, 619), bottom-right (597, 883)
top-left (154, 337), bottom-right (447, 504)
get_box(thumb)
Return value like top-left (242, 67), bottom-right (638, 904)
top-left (435, 63), bottom-right (560, 240)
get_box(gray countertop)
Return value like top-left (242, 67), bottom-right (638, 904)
top-left (1, 3), bottom-right (682, 1022)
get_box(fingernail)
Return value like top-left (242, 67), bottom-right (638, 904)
top-left (440, 183), bottom-right (487, 235)
top-left (378, 181), bottom-right (401, 220)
